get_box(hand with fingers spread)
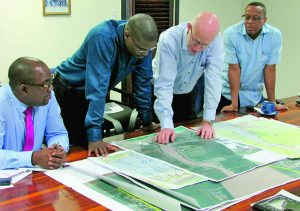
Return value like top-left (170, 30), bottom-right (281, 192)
top-left (155, 128), bottom-right (176, 144)
top-left (88, 141), bottom-right (110, 157)
top-left (196, 121), bottom-right (215, 139)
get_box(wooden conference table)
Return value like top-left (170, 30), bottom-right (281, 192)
top-left (0, 96), bottom-right (299, 210)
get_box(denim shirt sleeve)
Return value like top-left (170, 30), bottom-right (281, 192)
top-left (132, 53), bottom-right (153, 126)
top-left (85, 33), bottom-right (115, 142)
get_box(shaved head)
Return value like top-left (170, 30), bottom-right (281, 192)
top-left (192, 12), bottom-right (220, 43)
top-left (126, 13), bottom-right (158, 44)
top-left (8, 57), bottom-right (48, 90)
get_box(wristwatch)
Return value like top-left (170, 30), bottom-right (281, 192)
top-left (205, 120), bottom-right (215, 126)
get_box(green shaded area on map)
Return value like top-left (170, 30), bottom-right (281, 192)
top-left (214, 115), bottom-right (300, 158)
top-left (84, 159), bottom-right (300, 210)
top-left (115, 126), bottom-right (266, 181)
top-left (85, 173), bottom-right (162, 211)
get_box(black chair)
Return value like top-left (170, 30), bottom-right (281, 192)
top-left (102, 87), bottom-right (141, 137)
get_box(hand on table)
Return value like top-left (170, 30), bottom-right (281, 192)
top-left (221, 104), bottom-right (238, 112)
top-left (275, 104), bottom-right (288, 111)
top-left (196, 121), bottom-right (215, 139)
top-left (88, 141), bottom-right (111, 157)
top-left (32, 146), bottom-right (66, 169)
top-left (154, 128), bottom-right (176, 144)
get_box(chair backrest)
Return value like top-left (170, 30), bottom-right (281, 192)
top-left (103, 85), bottom-right (141, 137)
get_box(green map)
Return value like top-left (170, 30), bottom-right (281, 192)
top-left (83, 159), bottom-right (300, 210)
top-left (214, 115), bottom-right (300, 158)
top-left (114, 126), bottom-right (284, 181)
top-left (85, 173), bottom-right (162, 211)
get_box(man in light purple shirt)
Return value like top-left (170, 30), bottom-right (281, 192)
top-left (0, 57), bottom-right (69, 170)
top-left (153, 12), bottom-right (224, 144)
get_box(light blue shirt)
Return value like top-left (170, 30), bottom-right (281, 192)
top-left (0, 85), bottom-right (69, 169)
top-left (153, 23), bottom-right (224, 129)
top-left (222, 21), bottom-right (282, 107)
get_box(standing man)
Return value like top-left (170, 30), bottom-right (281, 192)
top-left (218, 2), bottom-right (288, 112)
top-left (153, 12), bottom-right (224, 144)
top-left (53, 14), bottom-right (158, 156)
top-left (0, 57), bottom-right (69, 170)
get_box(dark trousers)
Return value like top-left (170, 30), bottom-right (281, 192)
top-left (53, 74), bottom-right (88, 147)
top-left (173, 74), bottom-right (205, 123)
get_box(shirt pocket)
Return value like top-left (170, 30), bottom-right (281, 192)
top-left (260, 51), bottom-right (270, 64)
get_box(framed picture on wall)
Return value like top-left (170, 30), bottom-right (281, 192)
top-left (43, 0), bottom-right (71, 15)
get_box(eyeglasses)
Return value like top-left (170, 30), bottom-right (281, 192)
top-left (130, 35), bottom-right (156, 53)
top-left (189, 28), bottom-right (209, 48)
top-left (23, 74), bottom-right (54, 91)
top-left (242, 15), bottom-right (264, 23)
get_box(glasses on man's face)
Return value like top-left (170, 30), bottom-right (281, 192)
top-left (189, 28), bottom-right (209, 48)
top-left (242, 15), bottom-right (264, 23)
top-left (130, 35), bottom-right (156, 53)
top-left (23, 74), bottom-right (54, 91)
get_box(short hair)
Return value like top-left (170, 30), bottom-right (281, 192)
top-left (246, 2), bottom-right (266, 16)
top-left (8, 57), bottom-right (46, 90)
top-left (126, 13), bottom-right (158, 43)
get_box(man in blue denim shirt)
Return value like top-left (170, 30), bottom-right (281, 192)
top-left (218, 2), bottom-right (288, 112)
top-left (53, 14), bottom-right (158, 156)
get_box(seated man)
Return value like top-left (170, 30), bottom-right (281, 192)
top-left (153, 12), bottom-right (224, 144)
top-left (218, 2), bottom-right (288, 112)
top-left (0, 57), bottom-right (69, 170)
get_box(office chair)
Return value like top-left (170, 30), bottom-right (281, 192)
top-left (102, 87), bottom-right (140, 137)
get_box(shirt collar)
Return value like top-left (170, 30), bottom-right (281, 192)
top-left (181, 24), bottom-right (189, 51)
top-left (116, 22), bottom-right (127, 51)
top-left (6, 85), bottom-right (31, 113)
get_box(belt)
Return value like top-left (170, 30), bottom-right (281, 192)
top-left (53, 72), bottom-right (72, 89)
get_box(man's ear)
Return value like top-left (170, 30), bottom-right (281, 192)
top-left (124, 30), bottom-right (130, 38)
top-left (187, 22), bottom-right (192, 30)
top-left (19, 84), bottom-right (28, 95)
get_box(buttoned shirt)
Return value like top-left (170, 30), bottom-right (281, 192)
top-left (0, 85), bottom-right (69, 169)
top-left (153, 23), bottom-right (224, 129)
top-left (56, 20), bottom-right (153, 142)
top-left (221, 21), bottom-right (282, 107)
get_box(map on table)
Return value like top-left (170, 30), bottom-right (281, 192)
top-left (214, 115), bottom-right (300, 158)
top-left (113, 126), bottom-right (286, 181)
top-left (89, 150), bottom-right (207, 189)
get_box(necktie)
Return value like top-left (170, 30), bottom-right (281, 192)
top-left (23, 107), bottom-right (34, 151)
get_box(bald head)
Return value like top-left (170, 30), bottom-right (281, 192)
top-left (8, 57), bottom-right (48, 90)
top-left (192, 12), bottom-right (220, 43)
top-left (126, 13), bottom-right (158, 43)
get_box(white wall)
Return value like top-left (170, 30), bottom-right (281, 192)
top-left (0, 0), bottom-right (120, 84)
top-left (1, 0), bottom-right (299, 99)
